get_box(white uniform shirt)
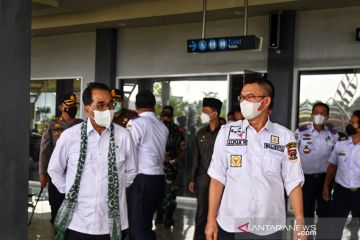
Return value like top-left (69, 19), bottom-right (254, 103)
top-left (329, 136), bottom-right (360, 189)
top-left (208, 119), bottom-right (304, 235)
top-left (48, 119), bottom-right (138, 234)
top-left (295, 124), bottom-right (338, 174)
top-left (126, 112), bottom-right (168, 175)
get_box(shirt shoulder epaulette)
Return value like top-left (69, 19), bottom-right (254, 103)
top-left (327, 126), bottom-right (337, 135)
top-left (338, 132), bottom-right (348, 141)
top-left (298, 124), bottom-right (309, 132)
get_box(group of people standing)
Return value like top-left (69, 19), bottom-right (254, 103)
top-left (39, 82), bottom-right (183, 240)
top-left (38, 79), bottom-right (360, 240)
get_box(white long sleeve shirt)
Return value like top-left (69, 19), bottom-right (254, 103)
top-left (48, 119), bottom-right (138, 234)
top-left (126, 112), bottom-right (168, 175)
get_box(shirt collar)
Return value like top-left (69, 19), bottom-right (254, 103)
top-left (139, 111), bottom-right (156, 118)
top-left (264, 118), bottom-right (276, 134)
top-left (242, 118), bottom-right (275, 134)
top-left (86, 118), bottom-right (111, 135)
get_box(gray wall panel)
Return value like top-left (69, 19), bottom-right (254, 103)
top-left (0, 0), bottom-right (31, 239)
top-left (31, 32), bottom-right (96, 86)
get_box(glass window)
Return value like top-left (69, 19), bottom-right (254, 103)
top-left (121, 75), bottom-right (228, 196)
top-left (29, 79), bottom-right (81, 182)
top-left (298, 70), bottom-right (360, 132)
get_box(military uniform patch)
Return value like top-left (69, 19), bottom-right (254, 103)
top-left (230, 155), bottom-right (242, 167)
top-left (271, 135), bottom-right (279, 144)
top-left (338, 149), bottom-right (346, 156)
top-left (286, 142), bottom-right (298, 161)
top-left (227, 126), bottom-right (247, 146)
top-left (200, 135), bottom-right (207, 142)
top-left (303, 146), bottom-right (311, 154)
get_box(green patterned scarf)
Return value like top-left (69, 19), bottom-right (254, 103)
top-left (54, 121), bottom-right (122, 240)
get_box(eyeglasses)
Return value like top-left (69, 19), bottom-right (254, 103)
top-left (238, 94), bottom-right (267, 102)
top-left (92, 101), bottom-right (116, 111)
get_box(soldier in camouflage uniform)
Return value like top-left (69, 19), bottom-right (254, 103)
top-left (39, 94), bottom-right (83, 224)
top-left (155, 106), bottom-right (186, 228)
top-left (111, 88), bottom-right (138, 127)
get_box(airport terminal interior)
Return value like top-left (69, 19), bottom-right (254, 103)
top-left (1, 0), bottom-right (360, 239)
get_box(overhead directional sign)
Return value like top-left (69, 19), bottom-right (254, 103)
top-left (187, 35), bottom-right (260, 53)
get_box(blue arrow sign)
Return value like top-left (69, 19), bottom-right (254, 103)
top-left (188, 41), bottom-right (197, 52)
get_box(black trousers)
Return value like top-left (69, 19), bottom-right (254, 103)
top-left (194, 186), bottom-right (209, 240)
top-left (325, 184), bottom-right (360, 240)
top-left (303, 173), bottom-right (330, 218)
top-left (48, 179), bottom-right (65, 224)
top-left (130, 174), bottom-right (165, 240)
top-left (302, 173), bottom-right (331, 239)
top-left (64, 229), bottom-right (129, 240)
top-left (218, 226), bottom-right (283, 240)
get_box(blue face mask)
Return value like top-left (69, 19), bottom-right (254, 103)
top-left (114, 101), bottom-right (122, 113)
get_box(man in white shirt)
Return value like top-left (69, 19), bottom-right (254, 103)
top-left (48, 82), bottom-right (138, 240)
top-left (126, 90), bottom-right (169, 240)
top-left (205, 79), bottom-right (305, 240)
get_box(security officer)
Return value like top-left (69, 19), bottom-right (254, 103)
top-left (206, 79), bottom-right (305, 240)
top-left (323, 110), bottom-right (360, 240)
top-left (189, 97), bottom-right (223, 240)
top-left (295, 102), bottom-right (338, 235)
top-left (155, 105), bottom-right (186, 228)
top-left (126, 90), bottom-right (169, 240)
top-left (111, 88), bottom-right (138, 127)
top-left (39, 93), bottom-right (83, 224)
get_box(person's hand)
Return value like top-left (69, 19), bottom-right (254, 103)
top-left (39, 174), bottom-right (49, 188)
top-left (322, 186), bottom-right (330, 201)
top-left (205, 219), bottom-right (218, 240)
top-left (293, 218), bottom-right (307, 240)
top-left (188, 181), bottom-right (196, 193)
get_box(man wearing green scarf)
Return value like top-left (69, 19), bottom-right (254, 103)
top-left (48, 82), bottom-right (138, 240)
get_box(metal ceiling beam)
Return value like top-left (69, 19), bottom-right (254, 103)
top-left (32, 0), bottom-right (59, 8)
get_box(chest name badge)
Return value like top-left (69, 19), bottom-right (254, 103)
top-left (264, 143), bottom-right (285, 152)
top-left (338, 149), bottom-right (346, 156)
top-left (230, 155), bottom-right (242, 167)
top-left (286, 142), bottom-right (298, 161)
top-left (227, 126), bottom-right (247, 146)
top-left (303, 146), bottom-right (311, 154)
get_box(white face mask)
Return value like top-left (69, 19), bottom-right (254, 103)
top-left (89, 107), bottom-right (114, 128)
top-left (240, 100), bottom-right (262, 120)
top-left (313, 114), bottom-right (326, 125)
top-left (200, 112), bottom-right (210, 124)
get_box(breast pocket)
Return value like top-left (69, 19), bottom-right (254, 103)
top-left (226, 146), bottom-right (247, 168)
top-left (115, 150), bottom-right (126, 169)
top-left (262, 150), bottom-right (283, 176)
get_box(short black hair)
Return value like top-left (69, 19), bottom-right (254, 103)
top-left (244, 78), bottom-right (274, 110)
top-left (161, 105), bottom-right (174, 118)
top-left (353, 110), bottom-right (360, 124)
top-left (82, 82), bottom-right (111, 105)
top-left (135, 90), bottom-right (156, 108)
top-left (312, 102), bottom-right (330, 116)
top-left (227, 111), bottom-right (235, 116)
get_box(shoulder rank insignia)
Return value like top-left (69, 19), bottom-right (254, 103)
top-left (298, 124), bottom-right (308, 132)
top-left (338, 132), bottom-right (348, 141)
top-left (328, 127), bottom-right (337, 135)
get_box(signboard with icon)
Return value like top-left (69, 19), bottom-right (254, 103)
top-left (187, 35), bottom-right (260, 53)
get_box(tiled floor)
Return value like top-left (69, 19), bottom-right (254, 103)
top-left (27, 189), bottom-right (360, 240)
top-left (27, 192), bottom-right (196, 240)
